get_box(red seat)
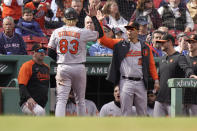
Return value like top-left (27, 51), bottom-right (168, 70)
top-left (23, 35), bottom-right (48, 55)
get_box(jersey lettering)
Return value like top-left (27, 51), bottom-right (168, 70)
top-left (126, 50), bottom-right (141, 57)
top-left (59, 39), bottom-right (79, 54)
top-left (58, 31), bottom-right (80, 39)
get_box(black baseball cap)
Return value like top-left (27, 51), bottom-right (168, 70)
top-left (156, 33), bottom-right (175, 45)
top-left (186, 34), bottom-right (197, 42)
top-left (136, 16), bottom-right (148, 25)
top-left (125, 21), bottom-right (139, 30)
top-left (113, 27), bottom-right (123, 34)
top-left (32, 44), bottom-right (47, 51)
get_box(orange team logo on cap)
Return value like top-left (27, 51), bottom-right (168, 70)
top-left (193, 61), bottom-right (197, 65)
top-left (170, 59), bottom-right (174, 63)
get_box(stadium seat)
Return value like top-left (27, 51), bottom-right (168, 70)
top-left (23, 35), bottom-right (48, 55)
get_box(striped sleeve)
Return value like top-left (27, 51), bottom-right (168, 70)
top-left (148, 46), bottom-right (159, 80)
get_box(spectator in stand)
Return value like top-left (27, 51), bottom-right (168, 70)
top-left (187, 0), bottom-right (197, 24)
top-left (130, 0), bottom-right (162, 32)
top-left (0, 16), bottom-right (27, 55)
top-left (102, 0), bottom-right (128, 38)
top-left (157, 0), bottom-right (194, 33)
top-left (66, 89), bottom-right (99, 116)
top-left (15, 8), bottom-right (44, 37)
top-left (88, 25), bottom-right (113, 56)
top-left (158, 26), bottom-right (169, 33)
top-left (113, 27), bottom-right (124, 39)
top-left (99, 85), bottom-right (121, 116)
top-left (115, 0), bottom-right (136, 21)
top-left (71, 0), bottom-right (86, 28)
top-left (2, 0), bottom-right (23, 24)
top-left (174, 32), bottom-right (189, 55)
top-left (150, 30), bottom-right (165, 57)
top-left (135, 16), bottom-right (149, 42)
top-left (85, 15), bottom-right (97, 53)
top-left (25, 0), bottom-right (54, 29)
top-left (55, 0), bottom-right (84, 20)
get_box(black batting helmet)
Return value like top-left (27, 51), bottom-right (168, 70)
top-left (64, 8), bottom-right (78, 20)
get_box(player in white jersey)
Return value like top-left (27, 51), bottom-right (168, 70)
top-left (100, 85), bottom-right (137, 116)
top-left (48, 7), bottom-right (103, 117)
top-left (99, 85), bottom-right (121, 116)
top-left (66, 90), bottom-right (99, 116)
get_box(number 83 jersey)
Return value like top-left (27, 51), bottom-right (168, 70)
top-left (48, 26), bottom-right (98, 64)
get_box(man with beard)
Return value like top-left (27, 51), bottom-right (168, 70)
top-left (153, 33), bottom-right (197, 117)
top-left (147, 90), bottom-right (156, 116)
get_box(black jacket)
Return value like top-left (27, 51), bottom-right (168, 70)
top-left (156, 52), bottom-right (194, 103)
top-left (106, 40), bottom-right (158, 89)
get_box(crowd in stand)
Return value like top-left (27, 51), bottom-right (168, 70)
top-left (0, 0), bottom-right (197, 117)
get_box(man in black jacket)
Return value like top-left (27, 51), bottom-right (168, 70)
top-left (153, 33), bottom-right (196, 117)
top-left (99, 21), bottom-right (159, 116)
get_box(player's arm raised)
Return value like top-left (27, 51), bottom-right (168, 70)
top-left (87, 5), bottom-right (103, 39)
top-left (48, 30), bottom-right (57, 61)
top-left (96, 10), bottom-right (122, 49)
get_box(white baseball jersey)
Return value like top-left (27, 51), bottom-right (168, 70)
top-left (66, 99), bottom-right (99, 116)
top-left (99, 101), bottom-right (122, 117)
top-left (120, 41), bottom-right (143, 78)
top-left (48, 25), bottom-right (98, 64)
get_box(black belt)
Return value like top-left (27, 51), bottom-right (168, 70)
top-left (122, 76), bottom-right (142, 81)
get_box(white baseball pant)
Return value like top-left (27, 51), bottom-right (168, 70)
top-left (55, 64), bottom-right (86, 117)
top-left (153, 101), bottom-right (170, 117)
top-left (119, 79), bottom-right (147, 116)
top-left (21, 103), bottom-right (45, 116)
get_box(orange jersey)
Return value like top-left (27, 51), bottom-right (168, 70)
top-left (56, 0), bottom-right (84, 18)
top-left (25, 2), bottom-right (48, 29)
top-left (18, 60), bottom-right (50, 107)
top-left (2, 0), bottom-right (22, 20)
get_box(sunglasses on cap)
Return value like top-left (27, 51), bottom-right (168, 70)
top-left (35, 48), bottom-right (46, 53)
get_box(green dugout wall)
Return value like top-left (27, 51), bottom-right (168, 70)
top-left (1, 55), bottom-right (192, 116)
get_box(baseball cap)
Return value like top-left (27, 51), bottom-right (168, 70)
top-left (136, 16), bottom-right (148, 25)
top-left (125, 21), bottom-right (139, 30)
top-left (156, 33), bottom-right (175, 45)
top-left (186, 34), bottom-right (197, 42)
top-left (176, 32), bottom-right (187, 39)
top-left (32, 44), bottom-right (47, 52)
top-left (113, 27), bottom-right (123, 34)
top-left (103, 25), bottom-right (112, 33)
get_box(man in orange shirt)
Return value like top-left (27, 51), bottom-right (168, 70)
top-left (18, 44), bottom-right (50, 116)
top-left (25, 0), bottom-right (54, 29)
top-left (2, 0), bottom-right (23, 23)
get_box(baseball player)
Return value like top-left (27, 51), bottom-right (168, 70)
top-left (18, 44), bottom-right (50, 116)
top-left (153, 34), bottom-right (197, 117)
top-left (66, 90), bottom-right (99, 116)
top-left (99, 85), bottom-right (122, 117)
top-left (48, 7), bottom-right (103, 116)
top-left (100, 85), bottom-right (137, 117)
top-left (97, 19), bottom-right (159, 116)
top-left (183, 34), bottom-right (197, 116)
